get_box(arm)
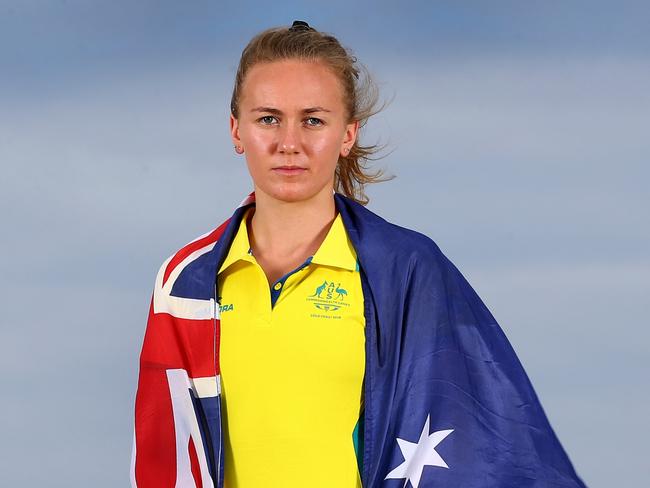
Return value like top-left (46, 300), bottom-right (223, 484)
top-left (379, 252), bottom-right (587, 487)
top-left (131, 259), bottom-right (221, 488)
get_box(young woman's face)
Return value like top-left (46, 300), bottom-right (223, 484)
top-left (230, 59), bottom-right (358, 204)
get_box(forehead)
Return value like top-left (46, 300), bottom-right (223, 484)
top-left (240, 59), bottom-right (344, 110)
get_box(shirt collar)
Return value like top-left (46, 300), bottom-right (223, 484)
top-left (311, 212), bottom-right (358, 271)
top-left (217, 207), bottom-right (254, 274)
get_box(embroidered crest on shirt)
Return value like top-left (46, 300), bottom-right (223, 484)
top-left (307, 280), bottom-right (350, 316)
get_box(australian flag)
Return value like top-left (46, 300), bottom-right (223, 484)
top-left (131, 192), bottom-right (588, 487)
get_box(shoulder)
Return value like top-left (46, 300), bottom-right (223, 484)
top-left (159, 199), bottom-right (254, 301)
top-left (159, 220), bottom-right (230, 289)
top-left (336, 193), bottom-right (450, 269)
top-left (148, 217), bottom-right (233, 316)
top-left (342, 197), bottom-right (497, 321)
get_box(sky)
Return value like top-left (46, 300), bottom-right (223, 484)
top-left (1, 1), bottom-right (648, 486)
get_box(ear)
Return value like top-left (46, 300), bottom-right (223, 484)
top-left (341, 120), bottom-right (360, 156)
top-left (230, 113), bottom-right (242, 148)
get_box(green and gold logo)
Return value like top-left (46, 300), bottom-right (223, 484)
top-left (307, 280), bottom-right (350, 312)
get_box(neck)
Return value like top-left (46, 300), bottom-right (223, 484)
top-left (248, 188), bottom-right (337, 259)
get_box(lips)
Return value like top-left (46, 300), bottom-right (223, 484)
top-left (272, 166), bottom-right (308, 176)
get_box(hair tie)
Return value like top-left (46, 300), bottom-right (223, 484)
top-left (289, 20), bottom-right (314, 32)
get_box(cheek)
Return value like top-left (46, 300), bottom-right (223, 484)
top-left (308, 133), bottom-right (343, 157)
top-left (242, 128), bottom-right (271, 153)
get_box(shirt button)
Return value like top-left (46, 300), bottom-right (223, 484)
top-left (273, 282), bottom-right (282, 291)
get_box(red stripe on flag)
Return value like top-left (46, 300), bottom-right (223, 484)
top-left (134, 365), bottom-right (176, 486)
top-left (162, 219), bottom-right (231, 287)
top-left (189, 436), bottom-right (203, 488)
top-left (140, 303), bottom-right (219, 377)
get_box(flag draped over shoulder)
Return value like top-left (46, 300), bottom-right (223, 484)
top-left (131, 192), bottom-right (587, 488)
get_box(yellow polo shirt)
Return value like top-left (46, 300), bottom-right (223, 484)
top-left (217, 207), bottom-right (365, 487)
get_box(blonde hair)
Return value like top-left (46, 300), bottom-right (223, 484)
top-left (230, 22), bottom-right (393, 205)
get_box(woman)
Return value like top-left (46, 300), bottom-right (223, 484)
top-left (131, 21), bottom-right (587, 488)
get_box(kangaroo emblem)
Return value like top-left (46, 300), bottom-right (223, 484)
top-left (335, 284), bottom-right (348, 300)
top-left (310, 280), bottom-right (328, 298)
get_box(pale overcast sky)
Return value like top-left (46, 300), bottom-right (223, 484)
top-left (1, 1), bottom-right (648, 486)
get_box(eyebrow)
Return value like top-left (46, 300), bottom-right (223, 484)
top-left (250, 106), bottom-right (332, 115)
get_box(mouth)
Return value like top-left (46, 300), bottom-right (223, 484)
top-left (272, 165), bottom-right (308, 176)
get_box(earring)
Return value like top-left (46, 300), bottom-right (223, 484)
top-left (234, 145), bottom-right (243, 154)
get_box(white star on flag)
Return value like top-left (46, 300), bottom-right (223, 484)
top-left (384, 415), bottom-right (454, 488)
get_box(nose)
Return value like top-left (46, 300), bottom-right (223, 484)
top-left (278, 123), bottom-right (300, 153)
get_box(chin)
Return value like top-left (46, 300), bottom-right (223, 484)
top-left (260, 183), bottom-right (329, 204)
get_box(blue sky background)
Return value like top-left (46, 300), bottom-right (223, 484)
top-left (1, 1), bottom-right (648, 486)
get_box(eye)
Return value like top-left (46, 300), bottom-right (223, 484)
top-left (258, 115), bottom-right (278, 125)
top-left (305, 117), bottom-right (324, 127)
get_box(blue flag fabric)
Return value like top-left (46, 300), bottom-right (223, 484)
top-left (334, 193), bottom-right (587, 487)
top-left (132, 191), bottom-right (587, 488)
